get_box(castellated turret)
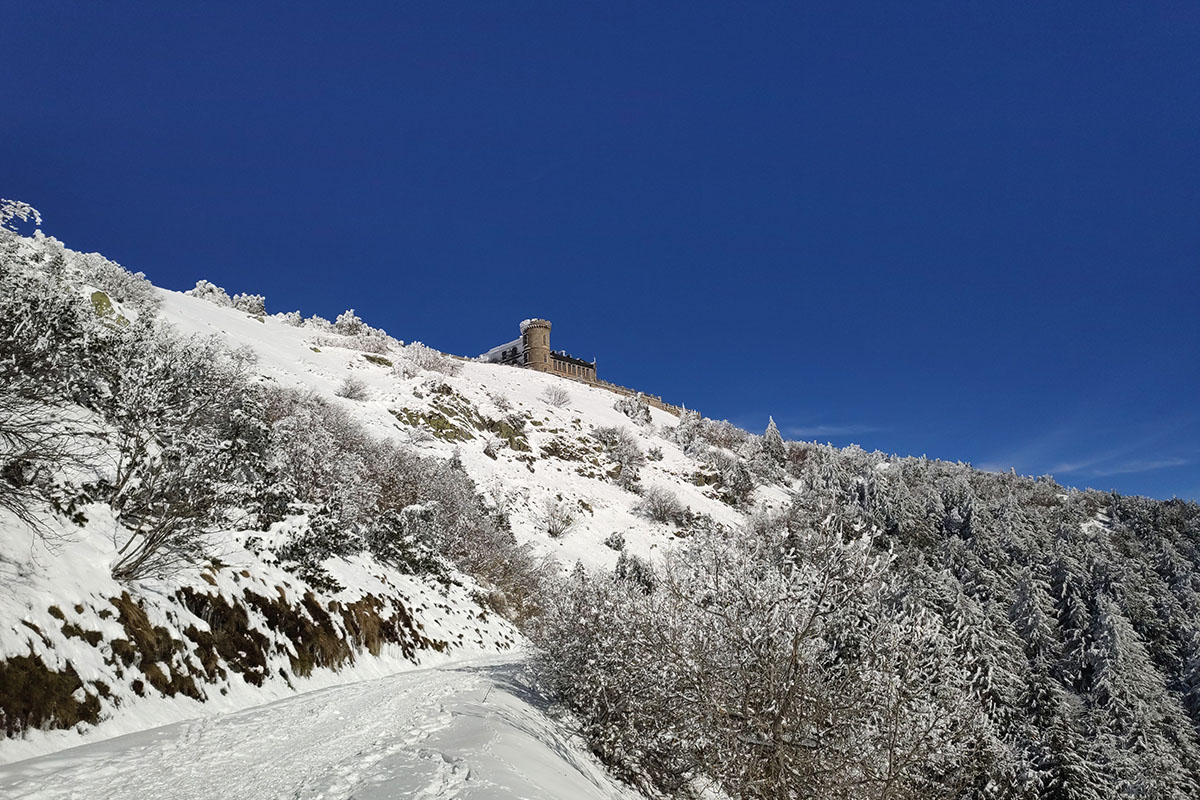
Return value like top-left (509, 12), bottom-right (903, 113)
top-left (481, 318), bottom-right (683, 414)
top-left (520, 318), bottom-right (553, 373)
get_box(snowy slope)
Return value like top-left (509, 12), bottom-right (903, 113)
top-left (1, 243), bottom-right (781, 794)
top-left (0, 656), bottom-right (640, 800)
top-left (154, 287), bottom-right (766, 571)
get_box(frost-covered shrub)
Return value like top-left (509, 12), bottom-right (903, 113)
top-left (395, 341), bottom-right (460, 378)
top-left (669, 409), bottom-right (703, 449)
top-left (278, 310), bottom-right (304, 327)
top-left (0, 241), bottom-right (112, 409)
top-left (363, 504), bottom-right (445, 576)
top-left (73, 250), bottom-right (160, 313)
top-left (633, 485), bottom-right (685, 524)
top-left (603, 531), bottom-right (625, 551)
top-left (274, 511), bottom-right (358, 592)
top-left (647, 445), bottom-right (663, 461)
top-left (185, 279), bottom-right (233, 307)
top-left (613, 393), bottom-right (651, 426)
top-left (0, 197), bottom-right (41, 232)
top-left (489, 392), bottom-right (512, 412)
top-left (0, 248), bottom-right (110, 536)
top-left (314, 333), bottom-right (390, 354)
top-left (702, 418), bottom-right (750, 450)
top-left (350, 332), bottom-right (391, 354)
top-left (541, 385), bottom-right (570, 408)
top-left (591, 426), bottom-right (645, 491)
top-left (671, 409), bottom-right (752, 454)
top-left (762, 416), bottom-right (786, 463)
top-left (712, 451), bottom-right (756, 506)
top-left (613, 551), bottom-right (655, 593)
top-left (334, 308), bottom-right (364, 336)
top-left (306, 314), bottom-right (333, 332)
top-left (544, 498), bottom-right (576, 538)
top-left (533, 515), bottom-right (978, 798)
top-left (106, 324), bottom-right (270, 580)
top-left (335, 375), bottom-right (369, 401)
top-left (262, 387), bottom-right (374, 517)
top-left (231, 292), bottom-right (266, 315)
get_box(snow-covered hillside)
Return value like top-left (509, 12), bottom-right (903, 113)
top-left (0, 227), bottom-right (772, 789)
top-left (10, 223), bottom-right (1200, 798)
top-left (154, 287), bottom-right (761, 571)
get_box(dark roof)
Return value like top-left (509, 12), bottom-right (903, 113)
top-left (552, 350), bottom-right (594, 368)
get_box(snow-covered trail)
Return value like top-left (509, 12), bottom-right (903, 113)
top-left (0, 658), bottom-right (639, 800)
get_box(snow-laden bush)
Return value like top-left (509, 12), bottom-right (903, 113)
top-left (0, 197), bottom-right (41, 232)
top-left (278, 310), bottom-right (304, 327)
top-left (185, 279), bottom-right (233, 307)
top-left (314, 332), bottom-right (390, 354)
top-left (633, 485), bottom-right (685, 524)
top-left (489, 392), bottom-right (512, 411)
top-left (541, 385), bottom-right (570, 408)
top-left (106, 324), bottom-right (270, 580)
top-left (231, 292), bottom-right (266, 315)
top-left (533, 511), bottom-right (979, 797)
top-left (306, 314), bottom-right (333, 332)
top-left (714, 450), bottom-right (756, 506)
top-left (0, 253), bottom-right (108, 536)
top-left (613, 550), bottom-right (655, 593)
top-left (544, 498), bottom-right (576, 538)
top-left (335, 375), bottom-right (369, 401)
top-left (482, 437), bottom-right (500, 459)
top-left (591, 426), bottom-right (645, 491)
top-left (603, 531), bottom-right (625, 551)
top-left (670, 409), bottom-right (750, 453)
top-left (362, 503), bottom-right (444, 577)
top-left (72, 249), bottom-right (160, 313)
top-left (613, 393), bottom-right (651, 426)
top-left (334, 308), bottom-right (364, 336)
top-left (394, 341), bottom-right (460, 378)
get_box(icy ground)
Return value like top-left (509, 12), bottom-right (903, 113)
top-left (0, 656), bottom-right (638, 800)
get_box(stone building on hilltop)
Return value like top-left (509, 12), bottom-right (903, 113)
top-left (479, 318), bottom-right (685, 415)
top-left (480, 319), bottom-right (597, 382)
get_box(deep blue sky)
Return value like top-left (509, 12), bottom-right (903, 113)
top-left (4, 3), bottom-right (1199, 500)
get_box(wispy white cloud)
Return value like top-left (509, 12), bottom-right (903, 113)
top-left (1048, 456), bottom-right (1112, 475)
top-left (785, 423), bottom-right (880, 438)
top-left (1087, 457), bottom-right (1192, 477)
top-left (983, 415), bottom-right (1196, 486)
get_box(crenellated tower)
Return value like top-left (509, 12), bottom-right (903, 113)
top-left (520, 318), bottom-right (553, 373)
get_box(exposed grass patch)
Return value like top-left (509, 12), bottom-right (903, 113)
top-left (243, 589), bottom-right (352, 678)
top-left (109, 593), bottom-right (204, 699)
top-left (0, 655), bottom-right (102, 736)
top-left (62, 622), bottom-right (103, 647)
top-left (363, 354), bottom-right (393, 367)
top-left (4, 576), bottom-right (451, 738)
top-left (177, 587), bottom-right (269, 685)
